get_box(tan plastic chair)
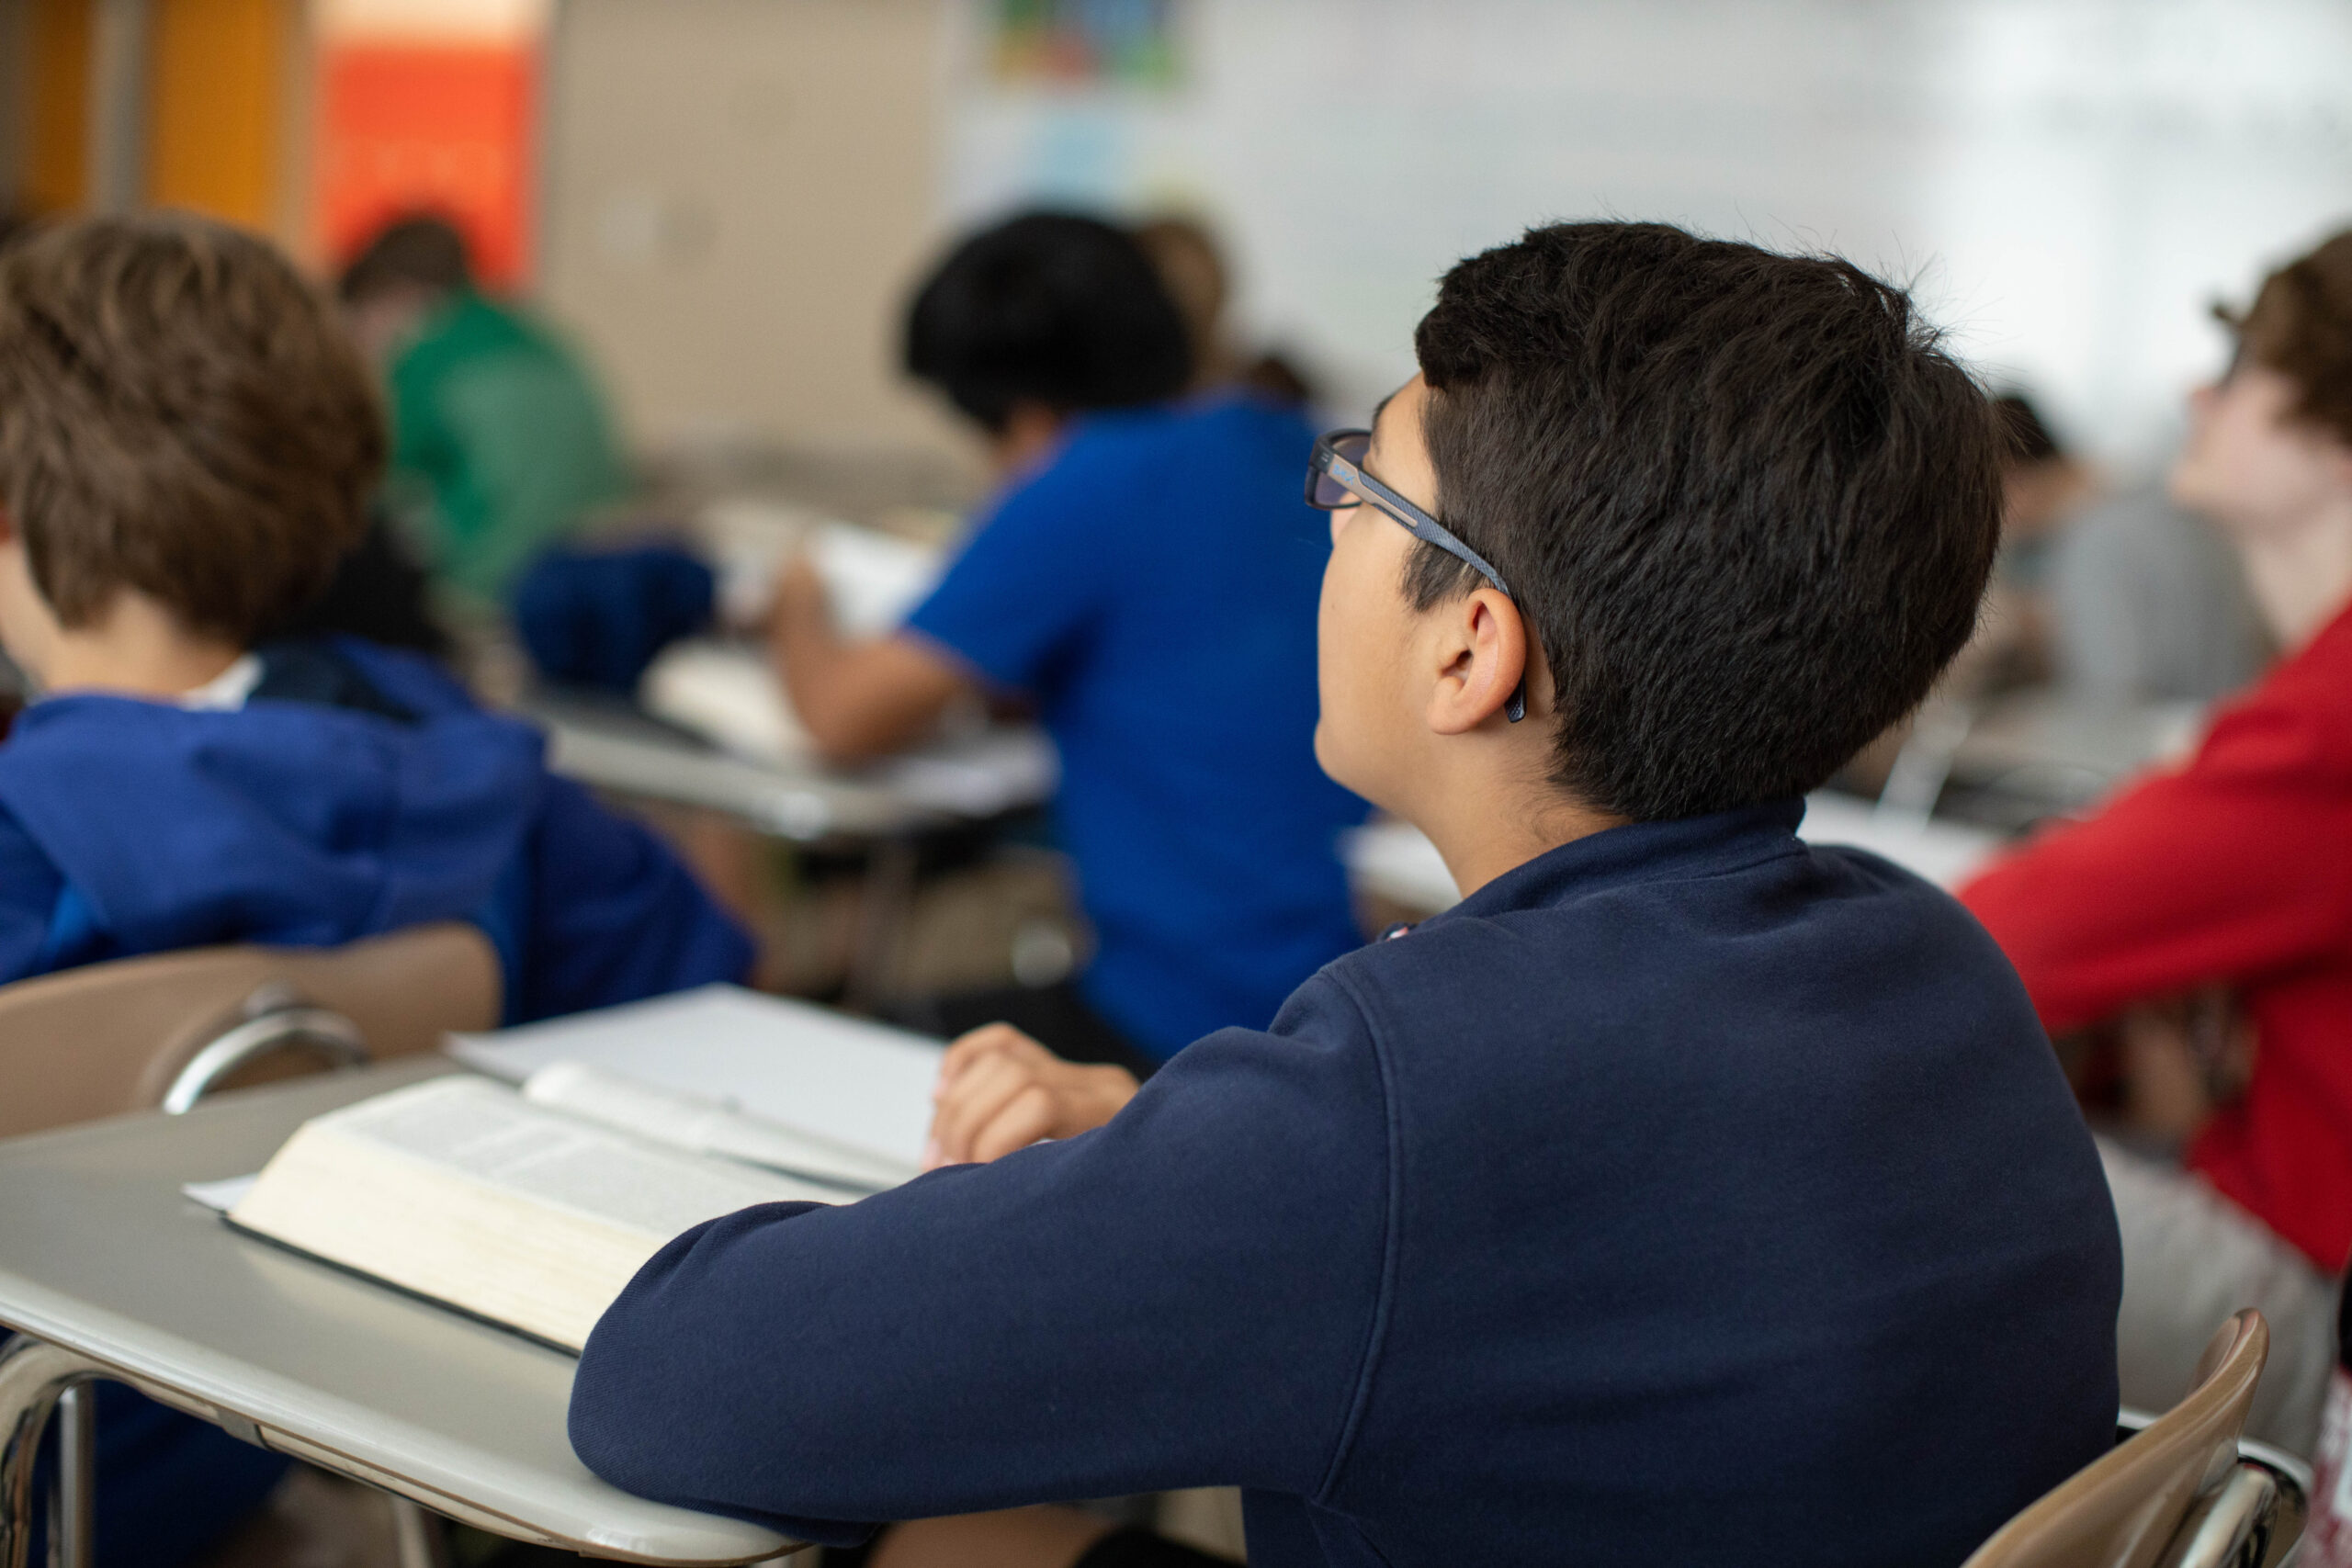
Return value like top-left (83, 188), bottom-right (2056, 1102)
top-left (0, 923), bottom-right (499, 1568)
top-left (1963, 1311), bottom-right (2307, 1568)
top-left (0, 923), bottom-right (499, 1139)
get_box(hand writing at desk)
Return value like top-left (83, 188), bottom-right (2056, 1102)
top-left (923, 1023), bottom-right (1139, 1168)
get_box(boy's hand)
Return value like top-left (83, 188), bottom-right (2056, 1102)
top-left (924, 1024), bottom-right (1139, 1169)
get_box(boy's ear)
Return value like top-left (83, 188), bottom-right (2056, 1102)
top-left (1425, 586), bottom-right (1532, 736)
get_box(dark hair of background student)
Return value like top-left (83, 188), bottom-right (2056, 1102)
top-left (903, 211), bottom-right (1193, 434)
top-left (1410, 220), bottom-right (2004, 822)
top-left (0, 213), bottom-right (384, 645)
top-left (2220, 229), bottom-right (2352, 448)
top-left (338, 213), bottom-right (473, 306)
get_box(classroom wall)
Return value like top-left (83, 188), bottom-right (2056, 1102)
top-left (536, 0), bottom-right (972, 467)
top-left (524, 0), bottom-right (2352, 473)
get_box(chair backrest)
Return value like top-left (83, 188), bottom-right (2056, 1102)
top-left (1963, 1312), bottom-right (2272, 1568)
top-left (0, 924), bottom-right (500, 1138)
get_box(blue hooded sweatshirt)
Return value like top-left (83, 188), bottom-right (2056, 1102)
top-left (570, 803), bottom-right (2120, 1567)
top-left (2, 636), bottom-right (752, 1568)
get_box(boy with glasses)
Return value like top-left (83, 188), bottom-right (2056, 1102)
top-left (572, 221), bottom-right (2120, 1568)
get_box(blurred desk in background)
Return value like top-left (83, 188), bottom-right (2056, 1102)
top-left (1937, 692), bottom-right (2205, 829)
top-left (523, 685), bottom-right (1055, 844)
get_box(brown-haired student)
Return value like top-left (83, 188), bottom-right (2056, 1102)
top-left (1964, 228), bottom-right (2352, 1453)
top-left (571, 222), bottom-right (2119, 1568)
top-left (0, 214), bottom-right (749, 1566)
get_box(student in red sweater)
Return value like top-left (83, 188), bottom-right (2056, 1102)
top-left (1962, 229), bottom-right (2352, 1452)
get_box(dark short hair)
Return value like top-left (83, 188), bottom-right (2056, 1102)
top-left (1992, 393), bottom-right (2063, 467)
top-left (904, 211), bottom-right (1191, 433)
top-left (1411, 221), bottom-right (2002, 822)
top-left (338, 214), bottom-right (472, 305)
top-left (2222, 229), bottom-right (2352, 449)
top-left (0, 213), bottom-right (384, 644)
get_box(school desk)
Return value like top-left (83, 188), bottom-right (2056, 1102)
top-left (0, 1058), bottom-right (801, 1566)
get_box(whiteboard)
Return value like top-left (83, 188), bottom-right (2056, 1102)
top-left (941, 0), bottom-right (2352, 473)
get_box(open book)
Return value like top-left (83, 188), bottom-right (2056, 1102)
top-left (214, 1075), bottom-right (865, 1353)
top-left (205, 988), bottom-right (950, 1349)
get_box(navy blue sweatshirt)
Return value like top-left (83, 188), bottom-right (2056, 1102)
top-left (570, 801), bottom-right (2121, 1567)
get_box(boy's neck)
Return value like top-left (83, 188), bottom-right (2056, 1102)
top-left (1416, 779), bottom-right (1627, 901)
top-left (989, 402), bottom-right (1068, 480)
top-left (38, 594), bottom-right (246, 700)
top-left (2237, 491), bottom-right (2352, 653)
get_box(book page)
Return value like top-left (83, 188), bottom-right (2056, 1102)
top-left (447, 986), bottom-right (944, 1168)
top-left (229, 1077), bottom-right (832, 1350)
top-left (331, 1076), bottom-right (811, 1235)
top-left (520, 1061), bottom-right (917, 1191)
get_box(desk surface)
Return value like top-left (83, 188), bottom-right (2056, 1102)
top-left (524, 688), bottom-right (1053, 843)
top-left (0, 1060), bottom-right (792, 1564)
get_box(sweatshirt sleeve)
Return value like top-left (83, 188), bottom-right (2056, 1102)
top-left (567, 974), bottom-right (1392, 1538)
top-left (511, 776), bottom-right (752, 1021)
top-left (1960, 693), bottom-right (2352, 1033)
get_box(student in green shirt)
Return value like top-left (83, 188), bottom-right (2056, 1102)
top-left (338, 217), bottom-right (627, 605)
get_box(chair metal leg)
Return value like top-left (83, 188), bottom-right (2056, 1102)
top-left (387, 1496), bottom-right (449, 1568)
top-left (0, 1337), bottom-right (105, 1568)
top-left (50, 1386), bottom-right (92, 1568)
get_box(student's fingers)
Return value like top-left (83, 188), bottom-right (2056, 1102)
top-left (930, 1053), bottom-right (1046, 1166)
top-left (934, 1023), bottom-right (1051, 1099)
top-left (936, 1022), bottom-right (1026, 1083)
top-left (968, 1086), bottom-right (1060, 1165)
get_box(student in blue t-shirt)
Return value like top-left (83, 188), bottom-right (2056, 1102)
top-left (766, 212), bottom-right (1368, 1067)
top-left (573, 223), bottom-right (2121, 1568)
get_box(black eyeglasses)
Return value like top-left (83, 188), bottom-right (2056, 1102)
top-left (1306, 428), bottom-right (1524, 723)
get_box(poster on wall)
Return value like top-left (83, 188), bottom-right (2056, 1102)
top-left (311, 0), bottom-right (550, 288)
top-left (992, 0), bottom-right (1181, 88)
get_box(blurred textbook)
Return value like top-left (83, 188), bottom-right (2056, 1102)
top-left (192, 987), bottom-right (944, 1352)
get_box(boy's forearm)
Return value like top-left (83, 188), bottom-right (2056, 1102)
top-left (570, 1013), bottom-right (1388, 1525)
top-left (769, 611), bottom-right (962, 763)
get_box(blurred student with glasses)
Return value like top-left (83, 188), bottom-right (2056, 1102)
top-left (764, 211), bottom-right (1367, 1085)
